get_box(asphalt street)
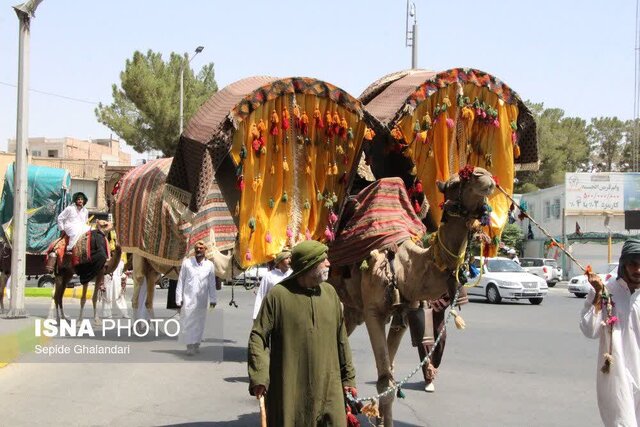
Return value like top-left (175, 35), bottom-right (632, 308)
top-left (0, 283), bottom-right (602, 427)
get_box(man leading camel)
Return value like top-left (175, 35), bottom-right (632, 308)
top-left (248, 240), bottom-right (357, 426)
top-left (56, 192), bottom-right (90, 250)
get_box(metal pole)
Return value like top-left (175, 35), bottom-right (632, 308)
top-left (179, 64), bottom-right (185, 135)
top-left (412, 22), bottom-right (418, 69)
top-left (8, 0), bottom-right (43, 318)
top-left (607, 228), bottom-right (612, 265)
top-left (561, 208), bottom-right (566, 280)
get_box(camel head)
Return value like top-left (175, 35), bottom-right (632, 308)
top-left (95, 220), bottom-right (114, 234)
top-left (437, 166), bottom-right (495, 222)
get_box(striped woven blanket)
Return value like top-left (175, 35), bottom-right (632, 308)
top-left (329, 177), bottom-right (426, 267)
top-left (115, 158), bottom-right (236, 267)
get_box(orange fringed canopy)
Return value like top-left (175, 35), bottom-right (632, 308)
top-left (361, 68), bottom-right (538, 256)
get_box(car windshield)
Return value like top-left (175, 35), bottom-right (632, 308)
top-left (486, 259), bottom-right (525, 273)
top-left (544, 260), bottom-right (558, 267)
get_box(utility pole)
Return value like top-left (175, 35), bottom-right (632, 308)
top-left (179, 45), bottom-right (204, 135)
top-left (8, 0), bottom-right (43, 318)
top-left (405, 1), bottom-right (418, 69)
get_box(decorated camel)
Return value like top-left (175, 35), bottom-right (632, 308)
top-left (114, 158), bottom-right (236, 320)
top-left (47, 220), bottom-right (122, 323)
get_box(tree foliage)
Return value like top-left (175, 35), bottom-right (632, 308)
top-left (587, 117), bottom-right (625, 172)
top-left (500, 223), bottom-right (525, 255)
top-left (95, 49), bottom-right (217, 156)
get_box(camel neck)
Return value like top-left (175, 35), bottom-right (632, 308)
top-left (436, 216), bottom-right (469, 268)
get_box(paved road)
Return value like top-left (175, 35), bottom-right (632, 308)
top-left (0, 285), bottom-right (601, 426)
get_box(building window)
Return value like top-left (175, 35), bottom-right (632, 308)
top-left (32, 150), bottom-right (41, 157)
top-left (552, 198), bottom-right (561, 219)
top-left (47, 150), bottom-right (58, 158)
top-left (544, 200), bottom-right (551, 221)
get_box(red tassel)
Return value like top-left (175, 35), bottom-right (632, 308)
top-left (414, 200), bottom-right (421, 213)
top-left (346, 408), bottom-right (360, 427)
top-left (245, 249), bottom-right (252, 261)
top-left (415, 179), bottom-right (423, 193)
top-left (324, 226), bottom-right (334, 241)
top-left (329, 211), bottom-right (338, 224)
top-left (237, 176), bottom-right (245, 191)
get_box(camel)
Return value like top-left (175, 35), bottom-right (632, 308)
top-left (48, 220), bottom-right (122, 324)
top-left (330, 167), bottom-right (496, 426)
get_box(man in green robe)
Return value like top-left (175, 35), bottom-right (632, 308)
top-left (248, 240), bottom-right (357, 426)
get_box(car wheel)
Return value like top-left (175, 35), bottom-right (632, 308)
top-left (529, 297), bottom-right (543, 305)
top-left (547, 281), bottom-right (557, 288)
top-left (574, 293), bottom-right (587, 298)
top-left (486, 285), bottom-right (502, 304)
top-left (37, 275), bottom-right (55, 288)
top-left (158, 277), bottom-right (170, 289)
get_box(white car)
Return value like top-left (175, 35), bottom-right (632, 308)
top-left (567, 263), bottom-right (618, 298)
top-left (232, 265), bottom-right (269, 289)
top-left (467, 257), bottom-right (548, 305)
top-left (519, 258), bottom-right (562, 286)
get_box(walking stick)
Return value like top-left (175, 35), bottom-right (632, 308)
top-left (259, 395), bottom-right (267, 427)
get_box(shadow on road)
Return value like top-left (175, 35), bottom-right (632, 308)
top-left (159, 413), bottom-right (260, 426)
top-left (224, 376), bottom-right (249, 384)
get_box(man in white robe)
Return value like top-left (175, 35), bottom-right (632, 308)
top-left (176, 240), bottom-right (218, 356)
top-left (101, 257), bottom-right (130, 319)
top-left (252, 250), bottom-right (291, 320)
top-left (56, 192), bottom-right (90, 250)
top-left (580, 238), bottom-right (640, 426)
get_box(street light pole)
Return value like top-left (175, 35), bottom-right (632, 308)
top-left (179, 45), bottom-right (204, 135)
top-left (8, 0), bottom-right (43, 318)
top-left (405, 1), bottom-right (418, 69)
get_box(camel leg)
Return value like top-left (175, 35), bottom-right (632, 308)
top-left (145, 270), bottom-right (157, 320)
top-left (364, 310), bottom-right (395, 427)
top-left (54, 271), bottom-right (72, 322)
top-left (92, 271), bottom-right (105, 325)
top-left (387, 319), bottom-right (407, 375)
top-left (131, 254), bottom-right (146, 316)
top-left (78, 283), bottom-right (89, 320)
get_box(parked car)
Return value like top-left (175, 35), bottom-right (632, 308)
top-left (467, 257), bottom-right (548, 305)
top-left (25, 273), bottom-right (78, 288)
top-left (567, 263), bottom-right (618, 298)
top-left (232, 266), bottom-right (269, 289)
top-left (519, 258), bottom-right (561, 286)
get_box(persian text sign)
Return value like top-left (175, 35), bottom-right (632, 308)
top-left (565, 173), bottom-right (625, 213)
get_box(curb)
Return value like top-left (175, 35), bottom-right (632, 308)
top-left (7, 288), bottom-right (94, 300)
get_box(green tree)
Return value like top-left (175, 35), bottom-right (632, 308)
top-left (95, 49), bottom-right (217, 156)
top-left (500, 223), bottom-right (525, 255)
top-left (516, 101), bottom-right (589, 191)
top-left (587, 117), bottom-right (625, 172)
top-left (620, 119), bottom-right (640, 172)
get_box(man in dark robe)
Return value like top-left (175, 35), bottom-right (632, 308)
top-left (248, 240), bottom-right (357, 426)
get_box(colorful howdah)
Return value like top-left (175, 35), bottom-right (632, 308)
top-left (115, 158), bottom-right (236, 267)
top-left (360, 68), bottom-right (538, 256)
top-left (168, 77), bottom-right (380, 268)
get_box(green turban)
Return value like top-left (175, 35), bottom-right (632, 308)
top-left (287, 240), bottom-right (328, 281)
top-left (274, 249), bottom-right (292, 266)
top-left (619, 238), bottom-right (640, 278)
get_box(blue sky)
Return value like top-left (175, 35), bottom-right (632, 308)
top-left (0, 0), bottom-right (636, 163)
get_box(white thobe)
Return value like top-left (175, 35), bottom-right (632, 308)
top-left (57, 205), bottom-right (90, 249)
top-left (175, 257), bottom-right (217, 345)
top-left (101, 260), bottom-right (130, 319)
top-left (580, 277), bottom-right (640, 426)
top-left (252, 268), bottom-right (291, 319)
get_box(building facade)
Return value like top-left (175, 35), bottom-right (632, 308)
top-left (7, 136), bottom-right (131, 166)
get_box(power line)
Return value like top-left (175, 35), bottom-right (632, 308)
top-left (0, 81), bottom-right (99, 105)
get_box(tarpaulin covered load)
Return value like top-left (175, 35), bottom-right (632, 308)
top-left (360, 68), bottom-right (538, 255)
top-left (115, 158), bottom-right (236, 267)
top-left (0, 163), bottom-right (71, 254)
top-left (167, 76), bottom-right (381, 268)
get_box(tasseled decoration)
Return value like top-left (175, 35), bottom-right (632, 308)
top-left (410, 165), bottom-right (417, 175)
top-left (265, 231), bottom-right (272, 243)
top-left (268, 198), bottom-right (275, 209)
top-left (510, 120), bottom-right (518, 131)
top-left (303, 199), bottom-right (311, 210)
top-left (300, 111), bottom-right (309, 136)
top-left (347, 127), bottom-right (354, 141)
top-left (328, 211), bottom-right (338, 224)
top-left (270, 110), bottom-right (279, 136)
top-left (492, 118), bottom-right (500, 128)
top-left (492, 236), bottom-right (500, 247)
top-left (306, 164), bottom-right (311, 174)
top-left (346, 406), bottom-right (360, 427)
top-left (234, 202), bottom-right (240, 217)
top-left (339, 117), bottom-right (349, 140)
top-left (324, 226), bottom-right (334, 241)
top-left (415, 131), bottom-right (428, 144)
top-left (492, 175), bottom-right (500, 187)
top-left (405, 148), bottom-right (413, 159)
top-left (325, 112), bottom-right (334, 137)
top-left (251, 178), bottom-right (258, 191)
top-left (450, 309), bottom-right (466, 329)
top-left (237, 175), bottom-right (245, 191)
top-left (296, 135), bottom-right (304, 145)
top-left (252, 137), bottom-right (261, 153)
top-left (442, 96), bottom-right (451, 108)
top-left (281, 107), bottom-right (290, 130)
top-left (391, 125), bottom-right (404, 140)
top-left (305, 229), bottom-right (312, 240)
top-left (484, 153), bottom-right (493, 167)
top-left (239, 144), bottom-right (247, 159)
top-left (336, 145), bottom-right (345, 155)
top-left (422, 113), bottom-right (432, 130)
top-left (332, 162), bottom-right (339, 175)
top-left (245, 249), bottom-right (252, 261)
top-left (413, 199), bottom-right (421, 214)
top-left (250, 122), bottom-right (260, 140)
top-left (514, 143), bottom-right (521, 159)
top-left (511, 130), bottom-right (518, 143)
top-left (396, 387), bottom-right (405, 399)
top-left (283, 158), bottom-right (289, 171)
top-left (281, 192), bottom-right (288, 203)
top-left (414, 120), bottom-right (421, 133)
top-left (257, 119), bottom-right (267, 136)
top-left (363, 127), bottom-right (375, 140)
top-left (327, 163), bottom-right (334, 176)
top-left (601, 353), bottom-right (613, 374)
top-left (270, 164), bottom-right (275, 175)
top-left (415, 179), bottom-right (423, 193)
top-left (361, 400), bottom-right (379, 419)
top-left (359, 259), bottom-right (369, 271)
top-left (317, 190), bottom-right (323, 201)
top-left (446, 118), bottom-right (455, 128)
top-left (235, 164), bottom-right (243, 177)
top-left (461, 106), bottom-right (475, 121)
top-left (293, 105), bottom-right (301, 129)
top-left (248, 217), bottom-right (256, 231)
top-left (286, 227), bottom-right (294, 239)
top-left (314, 107), bottom-right (324, 128)
top-left (332, 112), bottom-right (341, 136)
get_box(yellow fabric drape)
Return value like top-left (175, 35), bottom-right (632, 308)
top-left (398, 84), bottom-right (518, 256)
top-left (229, 95), bottom-right (366, 268)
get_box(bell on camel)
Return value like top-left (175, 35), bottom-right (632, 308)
top-left (391, 287), bottom-right (402, 307)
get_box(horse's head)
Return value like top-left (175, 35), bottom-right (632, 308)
top-left (437, 166), bottom-right (495, 222)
